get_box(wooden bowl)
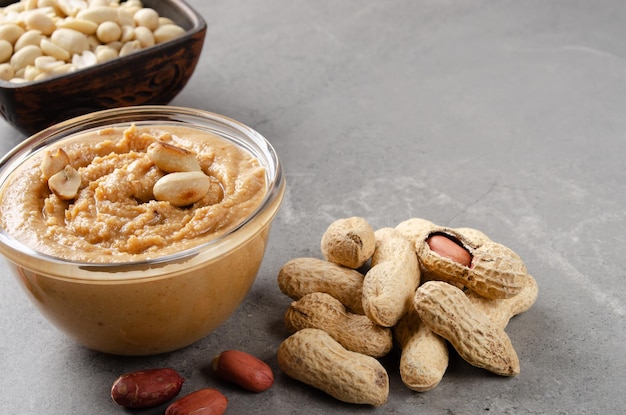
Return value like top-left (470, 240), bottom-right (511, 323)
top-left (0, 0), bottom-right (207, 135)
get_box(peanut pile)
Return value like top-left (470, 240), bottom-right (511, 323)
top-left (276, 216), bottom-right (538, 406)
top-left (0, 0), bottom-right (185, 83)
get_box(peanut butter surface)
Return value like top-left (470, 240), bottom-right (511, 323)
top-left (0, 124), bottom-right (267, 262)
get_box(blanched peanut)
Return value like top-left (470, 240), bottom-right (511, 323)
top-left (14, 30), bottom-right (43, 51)
top-left (153, 24), bottom-right (185, 44)
top-left (96, 21), bottom-right (121, 43)
top-left (0, 40), bottom-right (12, 63)
top-left (10, 44), bottom-right (42, 70)
top-left (40, 38), bottom-right (71, 61)
top-left (0, 23), bottom-right (25, 44)
top-left (284, 292), bottom-right (393, 358)
top-left (0, 63), bottom-right (14, 80)
top-left (0, 0), bottom-right (187, 84)
top-left (25, 10), bottom-right (56, 35)
top-left (134, 25), bottom-right (154, 48)
top-left (77, 5), bottom-right (119, 24)
top-left (56, 18), bottom-right (98, 35)
top-left (321, 216), bottom-right (376, 269)
top-left (362, 227), bottom-right (420, 327)
top-left (134, 7), bottom-right (159, 30)
top-left (118, 39), bottom-right (140, 56)
top-left (95, 44), bottom-right (117, 62)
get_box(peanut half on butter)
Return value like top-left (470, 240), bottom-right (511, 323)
top-left (41, 141), bottom-right (213, 207)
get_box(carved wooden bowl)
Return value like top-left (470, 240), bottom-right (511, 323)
top-left (0, 0), bottom-right (206, 136)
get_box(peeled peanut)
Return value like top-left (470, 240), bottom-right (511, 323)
top-left (47, 164), bottom-right (81, 200)
top-left (321, 216), bottom-right (376, 269)
top-left (153, 24), bottom-right (185, 43)
top-left (0, 40), bottom-right (12, 63)
top-left (147, 141), bottom-right (201, 173)
top-left (96, 21), bottom-right (121, 43)
top-left (25, 10), bottom-right (56, 35)
top-left (277, 328), bottom-right (389, 406)
top-left (284, 292), bottom-right (393, 358)
top-left (76, 5), bottom-right (119, 24)
top-left (153, 171), bottom-right (211, 207)
top-left (10, 44), bottom-right (42, 70)
top-left (50, 27), bottom-right (90, 55)
top-left (134, 7), bottom-right (160, 30)
top-left (165, 388), bottom-right (228, 415)
top-left (277, 257), bottom-right (365, 314)
top-left (111, 368), bottom-right (184, 409)
top-left (212, 350), bottom-right (274, 392)
top-left (362, 227), bottom-right (420, 327)
top-left (414, 281), bottom-right (520, 376)
top-left (0, 23), bottom-right (25, 44)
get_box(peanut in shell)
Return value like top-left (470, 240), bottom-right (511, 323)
top-left (414, 281), bottom-right (520, 376)
top-left (277, 328), bottom-right (389, 406)
top-left (416, 226), bottom-right (528, 299)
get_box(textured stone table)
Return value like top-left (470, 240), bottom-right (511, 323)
top-left (1, 1), bottom-right (624, 413)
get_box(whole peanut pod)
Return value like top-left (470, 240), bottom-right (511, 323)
top-left (394, 217), bottom-right (437, 246)
top-left (414, 281), bottom-right (520, 376)
top-left (467, 274), bottom-right (539, 329)
top-left (277, 257), bottom-right (365, 314)
top-left (321, 216), bottom-right (376, 269)
top-left (415, 226), bottom-right (528, 299)
top-left (393, 307), bottom-right (448, 392)
top-left (284, 292), bottom-right (393, 358)
top-left (362, 227), bottom-right (420, 327)
top-left (277, 328), bottom-right (389, 406)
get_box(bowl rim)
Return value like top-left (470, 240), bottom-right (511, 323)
top-left (0, 105), bottom-right (285, 274)
top-left (0, 0), bottom-right (207, 89)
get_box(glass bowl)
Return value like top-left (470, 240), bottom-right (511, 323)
top-left (0, 105), bottom-right (285, 355)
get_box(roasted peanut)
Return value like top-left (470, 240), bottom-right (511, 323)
top-left (362, 227), bottom-right (420, 327)
top-left (111, 368), bottom-right (184, 409)
top-left (153, 171), bottom-right (211, 207)
top-left (212, 349), bottom-right (274, 392)
top-left (47, 165), bottom-right (81, 200)
top-left (416, 226), bottom-right (528, 299)
top-left (277, 257), bottom-right (365, 314)
top-left (40, 148), bottom-right (70, 180)
top-left (467, 274), bottom-right (539, 329)
top-left (414, 281), bottom-right (520, 376)
top-left (147, 141), bottom-right (201, 173)
top-left (277, 328), bottom-right (389, 406)
top-left (321, 216), bottom-right (376, 269)
top-left (165, 388), bottom-right (228, 415)
top-left (284, 292), bottom-right (393, 358)
top-left (394, 306), bottom-right (448, 392)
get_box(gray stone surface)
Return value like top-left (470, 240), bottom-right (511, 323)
top-left (1, 1), bottom-right (624, 413)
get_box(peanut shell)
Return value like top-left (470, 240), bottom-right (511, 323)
top-left (321, 216), bottom-right (376, 269)
top-left (394, 306), bottom-right (448, 392)
top-left (362, 227), bottom-right (420, 327)
top-left (277, 257), bottom-right (365, 314)
top-left (277, 328), bottom-right (389, 406)
top-left (284, 292), bottom-right (392, 358)
top-left (414, 281), bottom-right (520, 376)
top-left (416, 226), bottom-right (528, 299)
